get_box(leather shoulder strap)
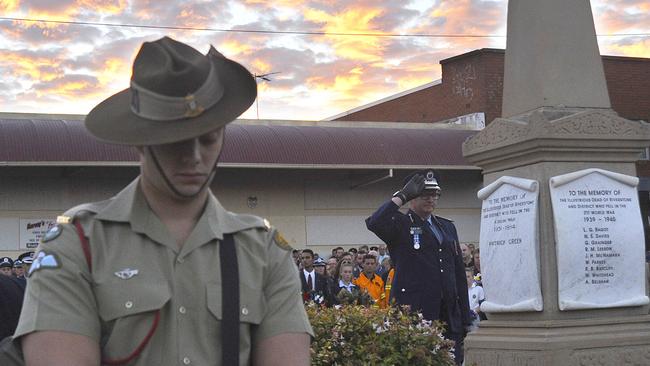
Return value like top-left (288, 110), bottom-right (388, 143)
top-left (73, 220), bottom-right (92, 271)
top-left (220, 233), bottom-right (239, 365)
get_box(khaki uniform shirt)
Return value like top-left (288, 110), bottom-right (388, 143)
top-left (15, 179), bottom-right (313, 365)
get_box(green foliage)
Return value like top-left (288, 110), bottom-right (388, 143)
top-left (306, 303), bottom-right (456, 366)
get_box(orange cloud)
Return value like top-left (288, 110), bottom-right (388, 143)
top-left (218, 39), bottom-right (253, 57)
top-left (244, 0), bottom-right (304, 6)
top-left (606, 38), bottom-right (650, 58)
top-left (429, 0), bottom-right (503, 33)
top-left (0, 0), bottom-right (19, 12)
top-left (97, 57), bottom-right (129, 86)
top-left (35, 80), bottom-right (95, 98)
top-left (333, 66), bottom-right (363, 91)
top-left (305, 7), bottom-right (387, 62)
top-left (77, 0), bottom-right (127, 14)
top-left (176, 5), bottom-right (211, 28)
top-left (425, 0), bottom-right (505, 50)
top-left (5, 53), bottom-right (61, 82)
top-left (305, 66), bottom-right (369, 106)
top-left (251, 58), bottom-right (272, 74)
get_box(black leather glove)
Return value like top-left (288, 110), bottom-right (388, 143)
top-left (393, 174), bottom-right (425, 203)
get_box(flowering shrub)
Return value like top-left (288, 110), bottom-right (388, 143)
top-left (306, 303), bottom-right (456, 365)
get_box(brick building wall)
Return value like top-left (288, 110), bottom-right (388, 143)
top-left (333, 49), bottom-right (650, 125)
top-left (602, 55), bottom-right (650, 122)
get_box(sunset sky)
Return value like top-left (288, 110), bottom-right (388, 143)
top-left (1, 0), bottom-right (649, 121)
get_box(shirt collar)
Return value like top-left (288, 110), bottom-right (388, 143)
top-left (94, 177), bottom-right (264, 251)
top-left (339, 279), bottom-right (353, 288)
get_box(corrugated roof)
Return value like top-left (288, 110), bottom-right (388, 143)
top-left (0, 117), bottom-right (479, 169)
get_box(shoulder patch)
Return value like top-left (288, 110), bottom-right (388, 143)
top-left (28, 251), bottom-right (61, 277)
top-left (42, 224), bottom-right (63, 243)
top-left (273, 230), bottom-right (292, 251)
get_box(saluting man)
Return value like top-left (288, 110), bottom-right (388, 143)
top-left (365, 170), bottom-right (471, 365)
top-left (13, 37), bottom-right (312, 366)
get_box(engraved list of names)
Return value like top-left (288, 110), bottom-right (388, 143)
top-left (550, 168), bottom-right (649, 310)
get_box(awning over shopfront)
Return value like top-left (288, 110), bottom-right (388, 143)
top-left (0, 115), bottom-right (479, 170)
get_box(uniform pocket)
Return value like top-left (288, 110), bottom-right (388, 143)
top-left (94, 281), bottom-right (170, 362)
top-left (95, 281), bottom-right (170, 322)
top-left (206, 282), bottom-right (266, 325)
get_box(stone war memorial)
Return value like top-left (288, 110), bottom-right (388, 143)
top-left (463, 0), bottom-right (650, 365)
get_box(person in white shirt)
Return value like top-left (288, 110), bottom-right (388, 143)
top-left (466, 267), bottom-right (484, 332)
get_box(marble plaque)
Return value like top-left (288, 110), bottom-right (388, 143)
top-left (477, 176), bottom-right (543, 312)
top-left (550, 168), bottom-right (649, 310)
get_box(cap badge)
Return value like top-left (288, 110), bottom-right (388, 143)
top-left (114, 268), bottom-right (139, 280)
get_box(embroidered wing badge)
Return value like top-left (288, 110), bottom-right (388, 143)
top-left (114, 268), bottom-right (139, 280)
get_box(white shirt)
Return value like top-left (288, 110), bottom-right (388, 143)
top-left (468, 283), bottom-right (485, 312)
top-left (338, 279), bottom-right (355, 293)
top-left (303, 269), bottom-right (315, 291)
top-left (378, 254), bottom-right (390, 266)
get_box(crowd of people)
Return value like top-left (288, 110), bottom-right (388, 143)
top-left (0, 252), bottom-right (33, 339)
top-left (294, 243), bottom-right (485, 323)
top-left (295, 245), bottom-right (391, 307)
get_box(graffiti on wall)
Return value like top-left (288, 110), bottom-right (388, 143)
top-left (451, 63), bottom-right (477, 100)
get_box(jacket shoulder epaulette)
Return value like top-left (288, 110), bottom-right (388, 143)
top-left (61, 200), bottom-right (111, 223)
top-left (435, 215), bottom-right (454, 223)
top-left (224, 211), bottom-right (268, 231)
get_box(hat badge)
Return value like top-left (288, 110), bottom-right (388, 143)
top-left (184, 94), bottom-right (205, 117)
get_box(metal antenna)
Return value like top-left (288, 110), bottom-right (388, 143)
top-left (254, 72), bottom-right (281, 119)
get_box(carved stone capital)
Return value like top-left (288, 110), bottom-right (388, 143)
top-left (462, 108), bottom-right (650, 172)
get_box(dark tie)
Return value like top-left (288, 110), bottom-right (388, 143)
top-left (307, 274), bottom-right (313, 290)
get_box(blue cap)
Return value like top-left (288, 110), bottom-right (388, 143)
top-left (0, 257), bottom-right (13, 268)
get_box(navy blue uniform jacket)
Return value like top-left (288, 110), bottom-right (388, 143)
top-left (366, 200), bottom-right (471, 333)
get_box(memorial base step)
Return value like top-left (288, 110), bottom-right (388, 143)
top-left (464, 315), bottom-right (650, 366)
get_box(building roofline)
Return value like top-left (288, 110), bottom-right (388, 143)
top-left (0, 117), bottom-right (480, 168)
top-left (601, 54), bottom-right (650, 63)
top-left (439, 48), bottom-right (650, 64)
top-left (0, 112), bottom-right (85, 120)
top-left (440, 48), bottom-right (505, 64)
top-left (0, 161), bottom-right (480, 170)
top-left (323, 79), bottom-right (442, 121)
top-left (0, 113), bottom-right (475, 131)
top-left (236, 117), bottom-right (476, 130)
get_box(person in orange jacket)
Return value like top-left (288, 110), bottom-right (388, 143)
top-left (354, 254), bottom-right (386, 308)
top-left (383, 265), bottom-right (395, 306)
